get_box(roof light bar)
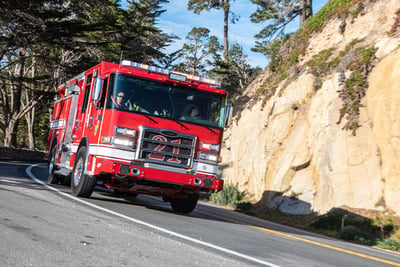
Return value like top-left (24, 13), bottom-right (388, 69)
top-left (120, 60), bottom-right (220, 88)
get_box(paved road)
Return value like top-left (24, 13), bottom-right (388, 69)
top-left (1, 161), bottom-right (400, 266)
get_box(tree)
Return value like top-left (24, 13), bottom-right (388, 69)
top-left (209, 43), bottom-right (261, 99)
top-left (157, 50), bottom-right (183, 69)
top-left (0, 0), bottom-right (174, 148)
top-left (0, 0), bottom-right (119, 147)
top-left (250, 0), bottom-right (312, 52)
top-left (188, 0), bottom-right (238, 60)
top-left (120, 0), bottom-right (175, 64)
top-left (177, 27), bottom-right (222, 75)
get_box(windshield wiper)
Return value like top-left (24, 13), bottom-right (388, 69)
top-left (139, 113), bottom-right (158, 124)
top-left (174, 120), bottom-right (189, 130)
top-left (175, 120), bottom-right (218, 135)
top-left (204, 126), bottom-right (218, 135)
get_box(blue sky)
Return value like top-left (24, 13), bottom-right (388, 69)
top-left (123, 1), bottom-right (329, 67)
top-left (157, 0), bottom-right (329, 68)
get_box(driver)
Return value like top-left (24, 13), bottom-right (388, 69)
top-left (111, 91), bottom-right (129, 110)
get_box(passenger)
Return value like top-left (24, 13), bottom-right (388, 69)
top-left (190, 106), bottom-right (200, 118)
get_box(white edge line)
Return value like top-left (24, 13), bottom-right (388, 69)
top-left (26, 164), bottom-right (280, 267)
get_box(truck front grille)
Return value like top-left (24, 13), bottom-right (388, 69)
top-left (137, 127), bottom-right (196, 168)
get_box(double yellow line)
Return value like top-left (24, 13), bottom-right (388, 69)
top-left (196, 209), bottom-right (400, 266)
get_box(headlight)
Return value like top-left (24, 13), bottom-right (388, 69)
top-left (199, 142), bottom-right (220, 153)
top-left (198, 152), bottom-right (218, 162)
top-left (114, 126), bottom-right (136, 137)
top-left (101, 136), bottom-right (134, 148)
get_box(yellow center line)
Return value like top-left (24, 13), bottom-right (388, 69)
top-left (196, 209), bottom-right (400, 267)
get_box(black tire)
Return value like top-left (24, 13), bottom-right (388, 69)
top-left (114, 189), bottom-right (138, 197)
top-left (48, 146), bottom-right (61, 185)
top-left (170, 194), bottom-right (199, 214)
top-left (61, 175), bottom-right (71, 187)
top-left (71, 147), bottom-right (96, 197)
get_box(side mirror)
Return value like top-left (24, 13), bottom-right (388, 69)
top-left (92, 77), bottom-right (103, 102)
top-left (224, 104), bottom-right (232, 128)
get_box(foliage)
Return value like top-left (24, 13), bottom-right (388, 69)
top-left (209, 43), bottom-right (261, 100)
top-left (209, 183), bottom-right (245, 208)
top-left (252, 0), bottom-right (375, 134)
top-left (252, 0), bottom-right (367, 58)
top-left (303, 0), bottom-right (365, 34)
top-left (307, 208), bottom-right (400, 248)
top-left (251, 0), bottom-right (312, 53)
top-left (176, 27), bottom-right (222, 76)
top-left (188, 0), bottom-right (237, 59)
top-left (253, 34), bottom-right (299, 102)
top-left (306, 48), bottom-right (336, 76)
top-left (0, 0), bottom-right (116, 147)
top-left (0, 0), bottom-right (173, 149)
top-left (377, 239), bottom-right (400, 251)
top-left (337, 46), bottom-right (376, 135)
top-left (120, 0), bottom-right (175, 64)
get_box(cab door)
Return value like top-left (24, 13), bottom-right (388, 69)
top-left (86, 75), bottom-right (109, 144)
top-left (72, 71), bottom-right (94, 146)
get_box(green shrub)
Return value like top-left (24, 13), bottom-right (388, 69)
top-left (340, 226), bottom-right (375, 245)
top-left (377, 239), bottom-right (400, 251)
top-left (209, 183), bottom-right (245, 208)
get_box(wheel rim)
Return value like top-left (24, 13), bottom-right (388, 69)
top-left (73, 157), bottom-right (84, 186)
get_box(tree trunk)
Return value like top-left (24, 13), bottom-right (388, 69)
top-left (223, 0), bottom-right (229, 61)
top-left (300, 0), bottom-right (313, 26)
top-left (26, 107), bottom-right (36, 149)
top-left (4, 115), bottom-right (18, 147)
top-left (26, 57), bottom-right (36, 149)
top-left (5, 52), bottom-right (25, 147)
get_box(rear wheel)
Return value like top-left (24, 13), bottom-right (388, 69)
top-left (47, 146), bottom-right (61, 185)
top-left (170, 194), bottom-right (199, 214)
top-left (71, 147), bottom-right (96, 197)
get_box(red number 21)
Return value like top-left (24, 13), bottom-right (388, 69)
top-left (148, 136), bottom-right (181, 164)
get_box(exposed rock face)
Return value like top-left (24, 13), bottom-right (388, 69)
top-left (221, 0), bottom-right (400, 215)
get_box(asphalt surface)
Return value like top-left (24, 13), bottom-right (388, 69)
top-left (1, 161), bottom-right (400, 266)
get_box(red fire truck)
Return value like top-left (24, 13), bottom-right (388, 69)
top-left (45, 60), bottom-right (230, 213)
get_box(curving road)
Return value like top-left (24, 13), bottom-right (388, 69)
top-left (1, 161), bottom-right (400, 266)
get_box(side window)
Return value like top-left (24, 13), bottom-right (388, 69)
top-left (81, 74), bottom-right (92, 113)
top-left (97, 77), bottom-right (108, 109)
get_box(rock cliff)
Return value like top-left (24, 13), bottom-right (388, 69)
top-left (221, 0), bottom-right (400, 215)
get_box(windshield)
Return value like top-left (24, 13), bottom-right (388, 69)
top-left (106, 73), bottom-right (226, 128)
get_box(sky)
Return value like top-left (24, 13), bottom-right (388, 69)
top-left (157, 0), bottom-right (329, 68)
top-left (127, 0), bottom-right (329, 68)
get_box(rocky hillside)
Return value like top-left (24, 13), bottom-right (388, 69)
top-left (221, 0), bottom-right (400, 215)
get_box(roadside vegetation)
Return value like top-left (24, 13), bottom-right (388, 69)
top-left (209, 183), bottom-right (400, 252)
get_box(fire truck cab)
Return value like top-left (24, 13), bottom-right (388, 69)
top-left (46, 60), bottom-right (229, 213)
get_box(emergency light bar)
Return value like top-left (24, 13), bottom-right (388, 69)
top-left (120, 60), bottom-right (220, 88)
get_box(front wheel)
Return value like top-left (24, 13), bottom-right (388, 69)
top-left (48, 146), bottom-right (61, 185)
top-left (170, 194), bottom-right (199, 214)
top-left (71, 147), bottom-right (96, 197)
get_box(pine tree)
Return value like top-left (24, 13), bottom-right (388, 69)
top-left (250, 0), bottom-right (312, 53)
top-left (120, 0), bottom-right (175, 64)
top-left (0, 0), bottom-right (173, 148)
top-left (177, 27), bottom-right (222, 76)
top-left (188, 0), bottom-right (238, 60)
